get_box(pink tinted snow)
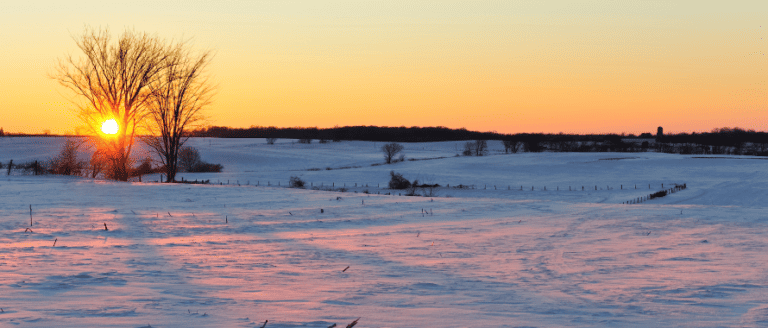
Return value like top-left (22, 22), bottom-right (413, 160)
top-left (2, 140), bottom-right (768, 327)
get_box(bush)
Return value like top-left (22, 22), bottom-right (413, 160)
top-left (650, 190), bottom-right (668, 199)
top-left (48, 139), bottom-right (85, 176)
top-left (189, 162), bottom-right (223, 173)
top-left (289, 176), bottom-right (305, 188)
top-left (178, 146), bottom-right (201, 172)
top-left (298, 138), bottom-right (312, 144)
top-left (388, 171), bottom-right (411, 189)
top-left (266, 138), bottom-right (277, 145)
top-left (178, 146), bottom-right (222, 173)
top-left (131, 157), bottom-right (155, 177)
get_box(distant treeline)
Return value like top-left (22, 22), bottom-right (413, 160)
top-left (5, 125), bottom-right (768, 155)
top-left (192, 126), bottom-right (765, 145)
top-left (193, 125), bottom-right (631, 144)
top-left (188, 126), bottom-right (768, 156)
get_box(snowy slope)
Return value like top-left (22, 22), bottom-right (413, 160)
top-left (1, 137), bottom-right (768, 327)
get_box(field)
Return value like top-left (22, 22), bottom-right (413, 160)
top-left (2, 137), bottom-right (768, 327)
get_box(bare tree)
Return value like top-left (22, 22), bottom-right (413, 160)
top-left (503, 140), bottom-right (523, 153)
top-left (464, 140), bottom-right (487, 156)
top-left (474, 140), bottom-right (488, 156)
top-left (143, 44), bottom-right (213, 182)
top-left (56, 27), bottom-right (169, 181)
top-left (89, 148), bottom-right (107, 178)
top-left (463, 141), bottom-right (475, 156)
top-left (382, 142), bottom-right (404, 164)
top-left (48, 139), bottom-right (86, 176)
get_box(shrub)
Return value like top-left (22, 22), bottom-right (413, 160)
top-left (388, 171), bottom-right (411, 189)
top-left (131, 157), bottom-right (155, 177)
top-left (650, 190), bottom-right (668, 199)
top-left (89, 149), bottom-right (108, 178)
top-left (189, 162), bottom-right (223, 173)
top-left (266, 137), bottom-right (277, 145)
top-left (48, 139), bottom-right (86, 176)
top-left (298, 138), bottom-right (312, 144)
top-left (178, 146), bottom-right (201, 172)
top-left (406, 179), bottom-right (419, 196)
top-left (463, 142), bottom-right (474, 156)
top-left (289, 176), bottom-right (305, 188)
top-left (178, 146), bottom-right (222, 173)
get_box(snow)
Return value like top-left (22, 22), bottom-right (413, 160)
top-left (2, 137), bottom-right (768, 327)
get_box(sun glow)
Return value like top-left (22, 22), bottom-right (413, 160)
top-left (101, 119), bottom-right (119, 135)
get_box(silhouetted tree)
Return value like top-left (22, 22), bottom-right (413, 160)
top-left (56, 27), bottom-right (169, 181)
top-left (143, 43), bottom-right (213, 183)
top-left (381, 142), bottom-right (404, 164)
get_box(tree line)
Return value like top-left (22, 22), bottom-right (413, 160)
top-left (191, 126), bottom-right (768, 153)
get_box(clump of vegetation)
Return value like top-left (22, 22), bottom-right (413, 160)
top-left (188, 162), bottom-right (223, 173)
top-left (381, 142), bottom-right (404, 164)
top-left (388, 171), bottom-right (411, 189)
top-left (47, 139), bottom-right (86, 176)
top-left (463, 140), bottom-right (488, 156)
top-left (266, 138), bottom-right (277, 145)
top-left (131, 157), bottom-right (155, 177)
top-left (178, 146), bottom-right (223, 173)
top-left (289, 176), bottom-right (305, 188)
top-left (298, 138), bottom-right (312, 144)
top-left (650, 190), bottom-right (668, 199)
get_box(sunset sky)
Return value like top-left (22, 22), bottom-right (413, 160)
top-left (1, 1), bottom-right (766, 135)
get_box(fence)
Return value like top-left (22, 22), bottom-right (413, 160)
top-left (623, 183), bottom-right (687, 204)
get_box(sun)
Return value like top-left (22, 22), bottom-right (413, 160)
top-left (101, 119), bottom-right (119, 135)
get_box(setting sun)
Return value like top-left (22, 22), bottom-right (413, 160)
top-left (101, 119), bottom-right (118, 135)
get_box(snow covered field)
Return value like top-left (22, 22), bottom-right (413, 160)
top-left (2, 137), bottom-right (768, 327)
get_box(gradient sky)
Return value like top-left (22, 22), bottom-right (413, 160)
top-left (1, 1), bottom-right (766, 135)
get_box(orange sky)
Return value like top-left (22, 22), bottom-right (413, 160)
top-left (1, 1), bottom-right (766, 135)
